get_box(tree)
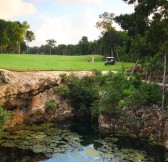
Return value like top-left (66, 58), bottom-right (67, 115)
top-left (20, 42), bottom-right (27, 53)
top-left (0, 20), bottom-right (30, 53)
top-left (96, 12), bottom-right (123, 59)
top-left (25, 30), bottom-right (35, 54)
top-left (78, 36), bottom-right (89, 55)
top-left (118, 0), bottom-right (168, 107)
top-left (0, 19), bottom-right (9, 53)
top-left (5, 21), bottom-right (29, 53)
top-left (96, 12), bottom-right (114, 34)
top-left (46, 39), bottom-right (56, 54)
top-left (115, 0), bottom-right (168, 59)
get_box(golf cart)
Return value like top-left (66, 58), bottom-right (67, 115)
top-left (104, 57), bottom-right (115, 65)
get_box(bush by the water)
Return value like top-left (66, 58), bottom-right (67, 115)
top-left (68, 75), bottom-right (99, 117)
top-left (98, 72), bottom-right (162, 115)
top-left (0, 105), bottom-right (11, 131)
top-left (57, 71), bottom-right (165, 118)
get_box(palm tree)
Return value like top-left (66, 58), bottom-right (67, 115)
top-left (25, 30), bottom-right (35, 54)
top-left (46, 39), bottom-right (56, 54)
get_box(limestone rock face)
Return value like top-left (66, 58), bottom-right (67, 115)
top-left (0, 69), bottom-right (92, 109)
top-left (0, 69), bottom-right (16, 83)
top-left (25, 89), bottom-right (73, 123)
top-left (0, 69), bottom-right (60, 109)
top-left (99, 106), bottom-right (168, 148)
top-left (0, 69), bottom-right (93, 124)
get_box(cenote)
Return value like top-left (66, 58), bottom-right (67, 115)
top-left (0, 121), bottom-right (168, 162)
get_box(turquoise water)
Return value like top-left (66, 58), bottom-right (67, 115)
top-left (0, 122), bottom-right (167, 162)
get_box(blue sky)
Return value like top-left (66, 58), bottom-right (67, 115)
top-left (0, 0), bottom-right (134, 46)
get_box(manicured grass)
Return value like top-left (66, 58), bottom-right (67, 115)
top-left (0, 54), bottom-right (134, 71)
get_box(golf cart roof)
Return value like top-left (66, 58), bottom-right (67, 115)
top-left (106, 57), bottom-right (114, 59)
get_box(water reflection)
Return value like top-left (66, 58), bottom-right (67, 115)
top-left (0, 122), bottom-right (167, 162)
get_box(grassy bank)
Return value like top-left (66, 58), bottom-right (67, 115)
top-left (0, 54), bottom-right (134, 71)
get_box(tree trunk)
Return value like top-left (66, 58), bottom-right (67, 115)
top-left (110, 47), bottom-right (114, 57)
top-left (127, 59), bottom-right (140, 80)
top-left (50, 48), bottom-right (51, 55)
top-left (130, 59), bottom-right (140, 76)
top-left (27, 41), bottom-right (29, 54)
top-left (17, 42), bottom-right (20, 54)
top-left (162, 53), bottom-right (167, 108)
top-left (116, 48), bottom-right (120, 61)
top-left (0, 45), bottom-right (2, 53)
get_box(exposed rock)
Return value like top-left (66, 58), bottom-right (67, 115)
top-left (99, 106), bottom-right (168, 148)
top-left (25, 89), bottom-right (73, 123)
top-left (0, 69), bottom-right (16, 84)
top-left (0, 69), bottom-right (93, 125)
top-left (0, 69), bottom-right (93, 109)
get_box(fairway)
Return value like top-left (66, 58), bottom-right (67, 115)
top-left (0, 54), bottom-right (134, 71)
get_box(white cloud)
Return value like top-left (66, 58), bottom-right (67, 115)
top-left (30, 0), bottom-right (44, 3)
top-left (0, 0), bottom-right (36, 19)
top-left (57, 0), bottom-right (103, 5)
top-left (30, 8), bottom-right (100, 46)
top-left (28, 0), bottom-right (134, 47)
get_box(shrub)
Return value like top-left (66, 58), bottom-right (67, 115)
top-left (98, 71), bottom-right (163, 115)
top-left (59, 73), bottom-right (70, 84)
top-left (119, 86), bottom-right (141, 108)
top-left (91, 100), bottom-right (99, 119)
top-left (53, 86), bottom-right (58, 93)
top-left (54, 84), bottom-right (70, 99)
top-left (0, 105), bottom-right (11, 131)
top-left (68, 75), bottom-right (99, 116)
top-left (92, 69), bottom-right (102, 76)
top-left (98, 72), bottom-right (129, 114)
top-left (54, 71), bottom-right (164, 119)
top-left (45, 101), bottom-right (57, 110)
top-left (59, 85), bottom-right (70, 98)
top-left (139, 82), bottom-right (162, 106)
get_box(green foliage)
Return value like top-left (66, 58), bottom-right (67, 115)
top-left (56, 71), bottom-right (164, 119)
top-left (59, 85), bottom-right (70, 98)
top-left (92, 69), bottom-right (102, 76)
top-left (139, 83), bottom-right (162, 105)
top-left (53, 86), bottom-right (59, 93)
top-left (98, 72), bottom-right (128, 114)
top-left (59, 73), bottom-right (70, 84)
top-left (118, 86), bottom-right (143, 108)
top-left (45, 101), bottom-right (57, 110)
top-left (91, 100), bottom-right (100, 119)
top-left (129, 74), bottom-right (142, 88)
top-left (54, 74), bottom-right (70, 98)
top-left (98, 72), bottom-right (163, 115)
top-left (78, 36), bottom-right (89, 55)
top-left (0, 19), bottom-right (31, 53)
top-left (0, 105), bottom-right (11, 131)
top-left (115, 0), bottom-right (168, 73)
top-left (67, 75), bottom-right (99, 117)
top-left (141, 55), bottom-right (163, 75)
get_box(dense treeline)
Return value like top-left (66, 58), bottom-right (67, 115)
top-left (0, 19), bottom-right (35, 54)
top-left (0, 17), bottom-right (131, 59)
top-left (29, 33), bottom-right (128, 60)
